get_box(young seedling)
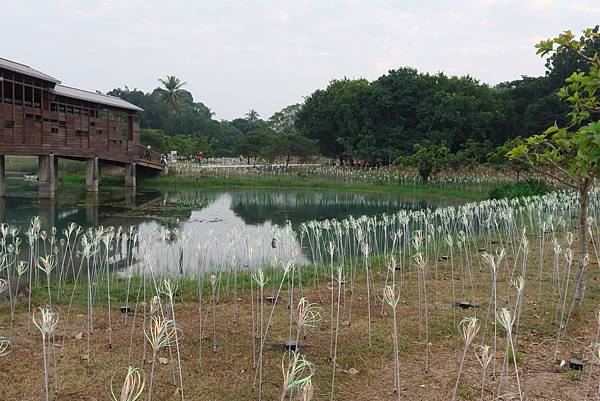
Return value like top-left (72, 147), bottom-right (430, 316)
top-left (280, 351), bottom-right (314, 401)
top-left (361, 242), bottom-right (373, 349)
top-left (38, 255), bottom-right (56, 307)
top-left (382, 285), bottom-right (401, 401)
top-left (33, 307), bottom-right (59, 401)
top-left (0, 336), bottom-right (11, 357)
top-left (252, 268), bottom-right (268, 396)
top-left (294, 297), bottom-right (322, 349)
top-left (161, 278), bottom-right (184, 400)
top-left (497, 308), bottom-right (523, 401)
top-left (110, 366), bottom-right (146, 401)
top-left (330, 265), bottom-right (344, 401)
top-left (475, 345), bottom-right (492, 401)
top-left (451, 316), bottom-right (480, 401)
top-left (144, 316), bottom-right (178, 401)
top-left (11, 261), bottom-right (29, 329)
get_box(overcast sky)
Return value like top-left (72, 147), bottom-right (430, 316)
top-left (4, 0), bottom-right (599, 120)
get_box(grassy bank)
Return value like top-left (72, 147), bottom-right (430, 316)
top-left (6, 155), bottom-right (486, 201)
top-left (143, 174), bottom-right (486, 201)
top-left (58, 173), bottom-right (124, 187)
top-left (6, 156), bottom-right (85, 174)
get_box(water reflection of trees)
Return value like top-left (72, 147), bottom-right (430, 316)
top-left (227, 191), bottom-right (448, 226)
top-left (161, 190), bottom-right (213, 208)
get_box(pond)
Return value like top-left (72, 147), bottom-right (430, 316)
top-left (1, 173), bottom-right (463, 272)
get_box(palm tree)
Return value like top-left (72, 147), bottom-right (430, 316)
top-left (245, 109), bottom-right (260, 122)
top-left (157, 76), bottom-right (186, 111)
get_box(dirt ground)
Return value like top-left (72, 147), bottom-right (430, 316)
top-left (1, 249), bottom-right (598, 401)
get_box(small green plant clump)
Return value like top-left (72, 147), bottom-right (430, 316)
top-left (507, 347), bottom-right (525, 364)
top-left (565, 368), bottom-right (581, 381)
top-left (488, 179), bottom-right (552, 200)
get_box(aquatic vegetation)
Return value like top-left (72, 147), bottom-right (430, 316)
top-left (172, 159), bottom-right (520, 192)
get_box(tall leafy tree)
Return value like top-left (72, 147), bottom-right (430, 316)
top-left (234, 127), bottom-right (273, 163)
top-left (245, 109), bottom-right (260, 122)
top-left (508, 28), bottom-right (600, 315)
top-left (296, 78), bottom-right (372, 164)
top-left (269, 104), bottom-right (302, 134)
top-left (395, 143), bottom-right (451, 182)
top-left (262, 133), bottom-right (317, 167)
top-left (157, 75), bottom-right (187, 111)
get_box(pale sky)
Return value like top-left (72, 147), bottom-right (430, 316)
top-left (3, 0), bottom-right (599, 120)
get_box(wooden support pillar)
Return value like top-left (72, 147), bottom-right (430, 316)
top-left (86, 157), bottom-right (99, 192)
top-left (0, 155), bottom-right (5, 198)
top-left (38, 154), bottom-right (56, 199)
top-left (125, 162), bottom-right (136, 188)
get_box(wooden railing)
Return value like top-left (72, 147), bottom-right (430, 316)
top-left (138, 144), bottom-right (162, 165)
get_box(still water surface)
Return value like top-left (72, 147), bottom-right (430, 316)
top-left (1, 173), bottom-right (461, 270)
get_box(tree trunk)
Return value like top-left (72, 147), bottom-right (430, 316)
top-left (570, 179), bottom-right (590, 316)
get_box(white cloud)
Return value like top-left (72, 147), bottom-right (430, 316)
top-left (527, 0), bottom-right (553, 8)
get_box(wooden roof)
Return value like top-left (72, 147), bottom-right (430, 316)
top-left (0, 57), bottom-right (142, 112)
top-left (0, 57), bottom-right (61, 84)
top-left (52, 85), bottom-right (143, 112)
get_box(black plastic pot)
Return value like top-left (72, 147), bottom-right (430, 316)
top-left (283, 340), bottom-right (298, 352)
top-left (456, 301), bottom-right (475, 309)
top-left (569, 358), bottom-right (583, 371)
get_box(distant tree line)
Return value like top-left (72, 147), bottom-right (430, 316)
top-left (108, 26), bottom-right (599, 168)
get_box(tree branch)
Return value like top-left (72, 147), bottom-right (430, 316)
top-left (524, 162), bottom-right (578, 190)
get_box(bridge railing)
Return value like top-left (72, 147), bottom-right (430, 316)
top-left (139, 144), bottom-right (162, 164)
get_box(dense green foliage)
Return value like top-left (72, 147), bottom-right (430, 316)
top-left (107, 86), bottom-right (242, 157)
top-left (295, 70), bottom-right (515, 164)
top-left (507, 27), bottom-right (600, 315)
top-left (487, 179), bottom-right (551, 200)
top-left (108, 26), bottom-right (599, 170)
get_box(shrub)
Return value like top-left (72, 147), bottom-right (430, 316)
top-left (488, 179), bottom-right (551, 200)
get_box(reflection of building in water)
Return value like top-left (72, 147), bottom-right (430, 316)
top-left (85, 191), bottom-right (99, 226)
top-left (39, 199), bottom-right (57, 228)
